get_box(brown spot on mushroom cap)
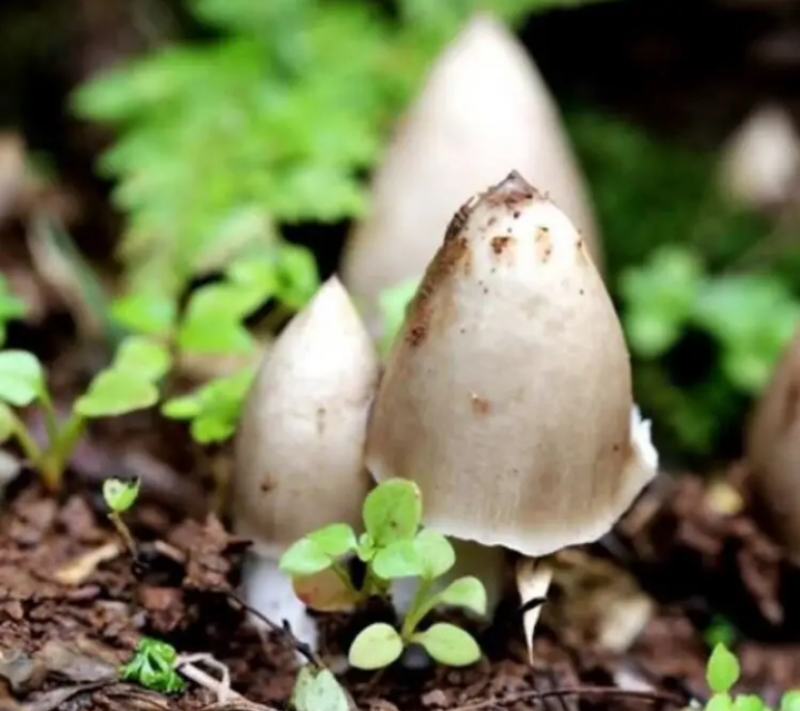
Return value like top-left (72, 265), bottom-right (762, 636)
top-left (490, 236), bottom-right (512, 256)
top-left (470, 393), bottom-right (490, 415)
top-left (404, 209), bottom-right (471, 348)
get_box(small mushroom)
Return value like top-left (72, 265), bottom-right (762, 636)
top-left (231, 276), bottom-right (379, 651)
top-left (718, 103), bottom-right (800, 213)
top-left (341, 13), bottom-right (600, 336)
top-left (364, 171), bottom-right (658, 661)
top-left (745, 327), bottom-right (800, 561)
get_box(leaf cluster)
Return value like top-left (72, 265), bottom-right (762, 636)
top-left (704, 643), bottom-right (800, 711)
top-left (0, 336), bottom-right (170, 489)
top-left (279, 478), bottom-right (487, 669)
top-left (120, 637), bottom-right (185, 694)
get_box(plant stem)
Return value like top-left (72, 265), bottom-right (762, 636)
top-left (10, 414), bottom-right (43, 466)
top-left (401, 578), bottom-right (435, 640)
top-left (37, 387), bottom-right (60, 451)
top-left (37, 412), bottom-right (86, 492)
top-left (330, 559), bottom-right (361, 599)
top-left (108, 511), bottom-right (138, 557)
top-left (360, 565), bottom-right (389, 599)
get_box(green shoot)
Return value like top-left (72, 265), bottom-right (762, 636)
top-left (279, 478), bottom-right (486, 670)
top-left (120, 637), bottom-right (185, 694)
top-left (102, 477), bottom-right (140, 557)
top-left (702, 643), bottom-right (800, 711)
top-left (0, 336), bottom-right (171, 491)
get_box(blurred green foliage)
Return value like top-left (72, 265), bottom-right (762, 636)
top-left (566, 108), bottom-right (800, 462)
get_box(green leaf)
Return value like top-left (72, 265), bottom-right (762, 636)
top-left (161, 367), bottom-right (256, 444)
top-left (307, 524), bottom-right (357, 558)
top-left (372, 539), bottom-right (421, 580)
top-left (291, 665), bottom-right (350, 711)
top-left (706, 695), bottom-right (734, 711)
top-left (734, 695), bottom-right (766, 711)
top-left (0, 403), bottom-right (13, 444)
top-left (414, 529), bottom-right (455, 580)
top-left (356, 532), bottom-right (377, 562)
top-left (120, 636), bottom-right (185, 694)
top-left (103, 477), bottom-right (140, 513)
top-left (412, 623), bottom-right (481, 667)
top-left (347, 623), bottom-right (404, 670)
top-left (113, 336), bottom-right (172, 381)
top-left (781, 691), bottom-right (800, 711)
top-left (439, 576), bottom-right (487, 616)
top-left (279, 538), bottom-right (334, 577)
top-left (707, 643), bottom-right (741, 694)
top-left (275, 243), bottom-right (320, 310)
top-left (0, 351), bottom-right (44, 407)
top-left (111, 291), bottom-right (177, 337)
top-left (75, 369), bottom-right (160, 417)
top-left (363, 478), bottom-right (422, 546)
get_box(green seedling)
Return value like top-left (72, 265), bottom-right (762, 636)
top-left (120, 637), bottom-right (185, 694)
top-left (279, 478), bottom-right (487, 670)
top-left (0, 336), bottom-right (171, 491)
top-left (102, 477), bottom-right (140, 556)
top-left (290, 664), bottom-right (352, 711)
top-left (703, 643), bottom-right (800, 711)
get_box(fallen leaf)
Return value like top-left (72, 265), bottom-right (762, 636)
top-left (53, 540), bottom-right (123, 586)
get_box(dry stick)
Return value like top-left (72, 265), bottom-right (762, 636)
top-left (225, 590), bottom-right (325, 668)
top-left (447, 686), bottom-right (687, 711)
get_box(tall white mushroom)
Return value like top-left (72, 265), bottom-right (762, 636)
top-left (745, 327), bottom-right (800, 561)
top-left (365, 171), bottom-right (658, 660)
top-left (340, 13), bottom-right (600, 337)
top-left (231, 276), bottom-right (379, 651)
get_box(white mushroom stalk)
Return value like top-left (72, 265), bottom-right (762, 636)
top-left (231, 276), bottom-right (379, 653)
top-left (341, 12), bottom-right (600, 337)
top-left (365, 171), bottom-right (658, 661)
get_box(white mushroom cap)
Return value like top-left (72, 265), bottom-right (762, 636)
top-left (365, 171), bottom-right (657, 559)
top-left (341, 13), bottom-right (600, 335)
top-left (232, 275), bottom-right (379, 556)
top-left (718, 104), bottom-right (800, 212)
top-left (746, 327), bottom-right (800, 561)
top-left (231, 276), bottom-right (379, 651)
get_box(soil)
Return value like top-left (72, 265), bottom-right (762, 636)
top-left (2, 440), bottom-right (800, 711)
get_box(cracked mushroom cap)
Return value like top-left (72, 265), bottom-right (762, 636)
top-left (340, 12), bottom-right (600, 333)
top-left (232, 276), bottom-right (379, 558)
top-left (365, 171), bottom-right (657, 558)
top-left (746, 328), bottom-right (800, 560)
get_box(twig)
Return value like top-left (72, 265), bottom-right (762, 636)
top-left (175, 654), bottom-right (240, 705)
top-left (225, 590), bottom-right (325, 668)
top-left (447, 685), bottom-right (688, 711)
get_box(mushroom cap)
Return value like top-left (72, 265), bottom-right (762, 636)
top-left (718, 103), bottom-right (800, 211)
top-left (341, 13), bottom-right (600, 332)
top-left (232, 276), bottom-right (379, 558)
top-left (364, 172), bottom-right (655, 558)
top-left (746, 327), bottom-right (800, 558)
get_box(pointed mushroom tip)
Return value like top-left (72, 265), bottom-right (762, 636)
top-left (495, 169), bottom-right (537, 195)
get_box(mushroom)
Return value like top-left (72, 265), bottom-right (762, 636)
top-left (718, 103), bottom-right (800, 213)
top-left (364, 171), bottom-right (658, 660)
top-left (745, 327), bottom-right (800, 562)
top-left (231, 276), bottom-right (379, 651)
top-left (340, 13), bottom-right (600, 337)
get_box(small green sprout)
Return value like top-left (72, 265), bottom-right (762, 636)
top-left (120, 637), bottom-right (185, 694)
top-left (279, 478), bottom-right (486, 670)
top-left (102, 477), bottom-right (140, 556)
top-left (0, 336), bottom-right (171, 491)
top-left (290, 665), bottom-right (350, 711)
top-left (702, 643), bottom-right (800, 711)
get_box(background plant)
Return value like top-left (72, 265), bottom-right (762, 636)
top-left (279, 478), bottom-right (488, 669)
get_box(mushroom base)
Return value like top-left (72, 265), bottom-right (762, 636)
top-left (240, 550), bottom-right (319, 658)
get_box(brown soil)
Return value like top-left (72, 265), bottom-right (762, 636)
top-left (2, 443), bottom-right (800, 711)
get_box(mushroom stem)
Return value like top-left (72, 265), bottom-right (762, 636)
top-left (241, 552), bottom-right (318, 661)
top-left (516, 557), bottom-right (554, 665)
